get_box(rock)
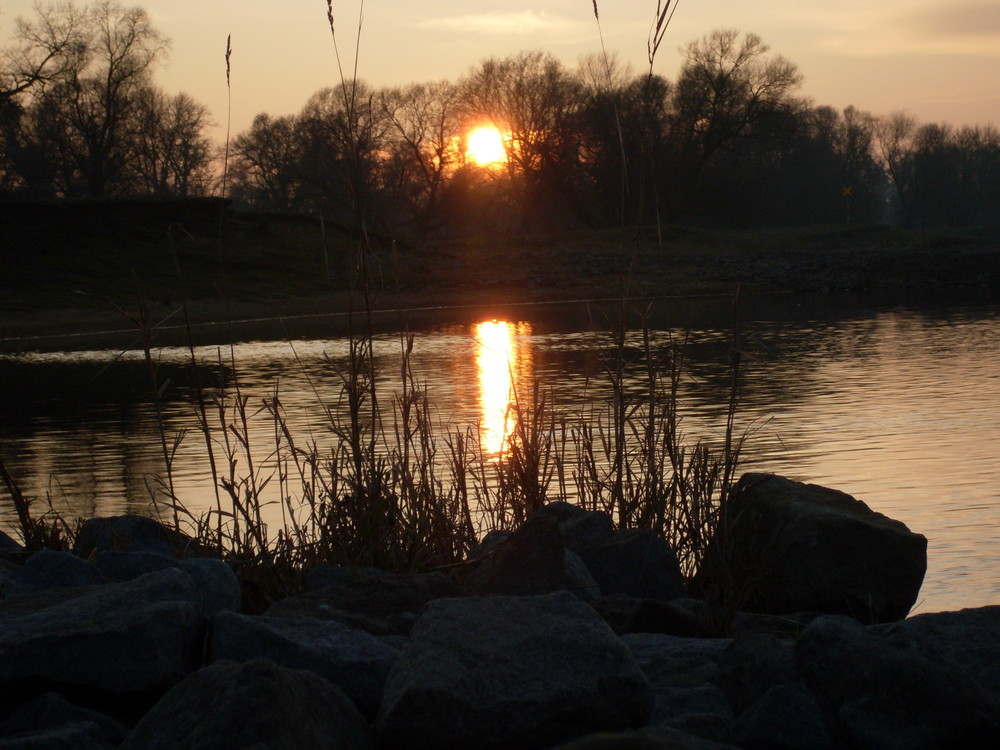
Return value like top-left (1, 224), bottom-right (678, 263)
top-left (650, 685), bottom-right (732, 724)
top-left (120, 659), bottom-right (372, 750)
top-left (93, 551), bottom-right (178, 581)
top-left (178, 558), bottom-right (240, 615)
top-left (581, 529), bottom-right (686, 602)
top-left (208, 611), bottom-right (399, 719)
top-left (376, 591), bottom-right (654, 750)
top-left (17, 551), bottom-right (109, 590)
top-left (901, 605), bottom-right (1000, 697)
top-left (591, 594), bottom-right (705, 636)
top-left (0, 568), bottom-right (203, 697)
top-left (73, 515), bottom-right (203, 558)
top-left (0, 692), bottom-right (127, 747)
top-left (306, 564), bottom-right (389, 591)
top-left (0, 722), bottom-right (116, 749)
top-left (0, 531), bottom-right (22, 553)
top-left (733, 683), bottom-right (833, 750)
top-left (551, 727), bottom-right (739, 749)
top-left (267, 571), bottom-right (461, 636)
top-left (531, 501), bottom-right (615, 554)
top-left (795, 615), bottom-right (1000, 748)
top-left (564, 549), bottom-right (601, 600)
top-left (465, 513), bottom-right (567, 596)
top-left (621, 633), bottom-right (732, 685)
top-left (695, 473), bottom-right (927, 624)
top-left (714, 634), bottom-right (796, 716)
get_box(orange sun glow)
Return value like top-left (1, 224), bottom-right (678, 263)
top-left (466, 126), bottom-right (507, 166)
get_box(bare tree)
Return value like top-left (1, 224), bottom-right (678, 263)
top-left (0, 1), bottom-right (88, 100)
top-left (673, 29), bottom-right (802, 169)
top-left (461, 51), bottom-right (584, 230)
top-left (132, 87), bottom-right (213, 196)
top-left (874, 111), bottom-right (917, 221)
top-left (379, 80), bottom-right (462, 233)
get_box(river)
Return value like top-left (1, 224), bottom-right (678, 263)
top-left (1, 292), bottom-right (998, 615)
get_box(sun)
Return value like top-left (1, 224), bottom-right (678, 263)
top-left (466, 126), bottom-right (507, 166)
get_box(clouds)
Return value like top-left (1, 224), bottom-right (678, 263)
top-left (799, 1), bottom-right (1000, 57)
top-left (907, 2), bottom-right (1000, 39)
top-left (416, 10), bottom-right (570, 36)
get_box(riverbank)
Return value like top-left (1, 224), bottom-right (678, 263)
top-left (2, 200), bottom-right (999, 351)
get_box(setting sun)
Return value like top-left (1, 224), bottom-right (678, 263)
top-left (466, 126), bottom-right (507, 167)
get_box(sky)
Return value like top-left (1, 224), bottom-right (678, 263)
top-left (2, 0), bottom-right (999, 139)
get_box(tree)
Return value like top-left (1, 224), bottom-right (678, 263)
top-left (378, 80), bottom-right (462, 234)
top-left (228, 113), bottom-right (301, 211)
top-left (0, 1), bottom-right (88, 100)
top-left (874, 111), bottom-right (917, 223)
top-left (132, 88), bottom-right (213, 196)
top-left (14, 1), bottom-right (169, 196)
top-left (460, 51), bottom-right (585, 230)
top-left (671, 30), bottom-right (802, 180)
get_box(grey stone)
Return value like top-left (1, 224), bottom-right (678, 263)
top-left (552, 727), bottom-right (739, 749)
top-left (564, 549), bottom-right (601, 600)
top-left (466, 513), bottom-right (567, 596)
top-left (178, 558), bottom-right (240, 615)
top-left (120, 659), bottom-right (372, 750)
top-left (795, 614), bottom-right (1000, 749)
top-left (376, 592), bottom-right (653, 750)
top-left (531, 501), bottom-right (615, 554)
top-left (209, 611), bottom-right (399, 718)
top-left (714, 634), bottom-right (796, 716)
top-left (73, 515), bottom-right (202, 558)
top-left (901, 605), bottom-right (1000, 697)
top-left (650, 685), bottom-right (733, 726)
top-left (93, 550), bottom-right (177, 581)
top-left (0, 722), bottom-right (115, 750)
top-left (17, 551), bottom-right (109, 590)
top-left (267, 571), bottom-right (460, 636)
top-left (582, 528), bottom-right (686, 602)
top-left (0, 568), bottom-right (203, 695)
top-left (694, 473), bottom-right (927, 624)
top-left (0, 692), bottom-right (127, 747)
top-left (306, 564), bottom-right (389, 591)
top-left (734, 683), bottom-right (834, 750)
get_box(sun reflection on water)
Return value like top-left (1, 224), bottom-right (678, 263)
top-left (473, 320), bottom-right (532, 456)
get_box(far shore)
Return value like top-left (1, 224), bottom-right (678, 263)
top-left (3, 205), bottom-right (999, 352)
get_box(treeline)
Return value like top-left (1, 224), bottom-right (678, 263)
top-left (2, 4), bottom-right (999, 236)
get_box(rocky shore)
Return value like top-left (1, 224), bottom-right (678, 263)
top-left (0, 473), bottom-right (997, 749)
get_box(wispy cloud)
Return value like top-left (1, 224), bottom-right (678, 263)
top-left (416, 11), bottom-right (569, 36)
top-left (905, 2), bottom-right (1000, 39)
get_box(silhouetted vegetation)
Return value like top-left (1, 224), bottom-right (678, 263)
top-left (2, 4), bottom-right (999, 236)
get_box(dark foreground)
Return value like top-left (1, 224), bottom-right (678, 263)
top-left (0, 474), bottom-right (997, 749)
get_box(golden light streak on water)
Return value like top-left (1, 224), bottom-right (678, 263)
top-left (474, 320), bottom-right (518, 456)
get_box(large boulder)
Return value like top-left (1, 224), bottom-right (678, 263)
top-left (376, 591), bottom-right (654, 750)
top-left (0, 692), bottom-right (127, 748)
top-left (531, 501), bottom-right (615, 554)
top-left (16, 551), bottom-right (110, 590)
top-left (465, 513), bottom-right (567, 596)
top-left (694, 473), bottom-right (927, 624)
top-left (582, 529), bottom-right (686, 602)
top-left (900, 605), bottom-right (1000, 698)
top-left (73, 515), bottom-right (205, 558)
top-left (0, 568), bottom-right (204, 698)
top-left (795, 615), bottom-right (1000, 748)
top-left (120, 659), bottom-right (372, 750)
top-left (267, 571), bottom-right (460, 636)
top-left (208, 611), bottom-right (400, 719)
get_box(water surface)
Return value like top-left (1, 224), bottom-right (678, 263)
top-left (1, 294), bottom-right (998, 614)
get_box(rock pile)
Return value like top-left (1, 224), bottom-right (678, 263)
top-left (0, 473), bottom-right (997, 749)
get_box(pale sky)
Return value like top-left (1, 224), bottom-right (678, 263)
top-left (2, 0), bottom-right (998, 139)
